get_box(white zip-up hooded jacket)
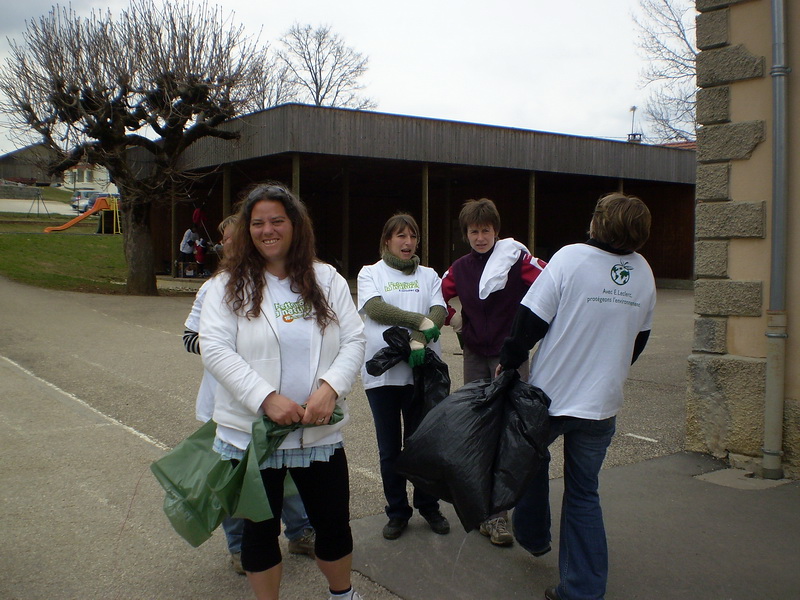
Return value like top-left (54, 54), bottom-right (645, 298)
top-left (200, 262), bottom-right (365, 448)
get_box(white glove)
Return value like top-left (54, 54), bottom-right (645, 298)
top-left (449, 311), bottom-right (463, 333)
top-left (419, 317), bottom-right (434, 331)
top-left (410, 340), bottom-right (425, 352)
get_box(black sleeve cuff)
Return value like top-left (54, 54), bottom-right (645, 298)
top-left (499, 305), bottom-right (549, 370)
top-left (631, 330), bottom-right (650, 364)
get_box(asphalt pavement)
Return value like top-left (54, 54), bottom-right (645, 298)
top-left (0, 276), bottom-right (797, 600)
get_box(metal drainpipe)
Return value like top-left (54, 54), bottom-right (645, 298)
top-left (763, 0), bottom-right (789, 479)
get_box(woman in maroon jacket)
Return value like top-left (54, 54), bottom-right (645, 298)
top-left (441, 197), bottom-right (546, 546)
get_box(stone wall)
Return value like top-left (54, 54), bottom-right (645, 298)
top-left (689, 0), bottom-right (798, 477)
top-left (0, 185), bottom-right (40, 200)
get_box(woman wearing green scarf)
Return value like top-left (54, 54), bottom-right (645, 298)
top-left (357, 213), bottom-right (450, 541)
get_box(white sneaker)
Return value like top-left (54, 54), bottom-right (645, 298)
top-left (327, 589), bottom-right (363, 600)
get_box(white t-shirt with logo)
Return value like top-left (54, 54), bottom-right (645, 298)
top-left (263, 273), bottom-right (340, 449)
top-left (357, 260), bottom-right (445, 389)
top-left (522, 243), bottom-right (656, 419)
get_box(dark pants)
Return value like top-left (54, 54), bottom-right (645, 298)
top-left (366, 385), bottom-right (439, 520)
top-left (241, 448), bottom-right (352, 573)
top-left (462, 345), bottom-right (529, 385)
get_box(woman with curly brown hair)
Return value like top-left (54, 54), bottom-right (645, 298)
top-left (200, 182), bottom-right (365, 600)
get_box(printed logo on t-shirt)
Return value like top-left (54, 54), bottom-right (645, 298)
top-left (273, 300), bottom-right (309, 323)
top-left (384, 280), bottom-right (421, 293)
top-left (610, 260), bottom-right (633, 286)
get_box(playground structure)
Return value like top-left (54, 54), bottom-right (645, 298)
top-left (44, 195), bottom-right (121, 234)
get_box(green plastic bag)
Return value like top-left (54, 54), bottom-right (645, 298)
top-left (151, 407), bottom-right (343, 547)
top-left (150, 420), bottom-right (226, 547)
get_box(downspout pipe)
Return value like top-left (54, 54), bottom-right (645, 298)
top-left (763, 0), bottom-right (790, 479)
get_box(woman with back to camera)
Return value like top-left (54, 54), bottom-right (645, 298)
top-left (200, 183), bottom-right (366, 600)
top-left (497, 193), bottom-right (656, 600)
top-left (357, 213), bottom-right (450, 541)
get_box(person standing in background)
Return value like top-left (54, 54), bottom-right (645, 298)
top-left (441, 198), bottom-right (546, 546)
top-left (180, 224), bottom-right (199, 263)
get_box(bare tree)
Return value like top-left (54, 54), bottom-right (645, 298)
top-left (278, 24), bottom-right (377, 110)
top-left (633, 0), bottom-right (698, 142)
top-left (246, 46), bottom-right (301, 111)
top-left (0, 0), bottom-right (263, 294)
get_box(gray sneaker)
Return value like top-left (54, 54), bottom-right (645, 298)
top-left (287, 527), bottom-right (316, 558)
top-left (229, 551), bottom-right (245, 575)
top-left (479, 517), bottom-right (514, 546)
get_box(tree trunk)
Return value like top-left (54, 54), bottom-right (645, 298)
top-left (120, 199), bottom-right (159, 295)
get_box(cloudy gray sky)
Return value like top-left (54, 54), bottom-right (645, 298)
top-left (0, 0), bottom-right (659, 154)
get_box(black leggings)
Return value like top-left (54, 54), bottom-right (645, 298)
top-left (241, 447), bottom-right (352, 573)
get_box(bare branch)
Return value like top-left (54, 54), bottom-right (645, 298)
top-left (243, 46), bottom-right (302, 112)
top-left (633, 0), bottom-right (697, 142)
top-left (0, 0), bottom-right (268, 294)
top-left (277, 23), bottom-right (377, 110)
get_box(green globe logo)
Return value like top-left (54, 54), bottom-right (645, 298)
top-left (611, 261), bottom-right (633, 285)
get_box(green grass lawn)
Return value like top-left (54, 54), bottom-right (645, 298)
top-left (41, 187), bottom-right (73, 203)
top-left (0, 212), bottom-right (128, 293)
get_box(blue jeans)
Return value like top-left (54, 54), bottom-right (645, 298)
top-left (513, 416), bottom-right (616, 600)
top-left (366, 385), bottom-right (439, 520)
top-left (281, 491), bottom-right (312, 541)
top-left (221, 489), bottom-right (312, 553)
top-left (222, 516), bottom-right (244, 554)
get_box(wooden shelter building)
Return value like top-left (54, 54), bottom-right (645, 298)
top-left (156, 104), bottom-right (696, 282)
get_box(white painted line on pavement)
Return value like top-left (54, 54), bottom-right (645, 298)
top-left (350, 464), bottom-right (382, 482)
top-left (1, 354), bottom-right (170, 451)
top-left (86, 307), bottom-right (179, 336)
top-left (624, 433), bottom-right (659, 443)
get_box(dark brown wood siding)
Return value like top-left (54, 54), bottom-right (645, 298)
top-left (179, 104), bottom-right (695, 185)
top-left (146, 105), bottom-right (697, 283)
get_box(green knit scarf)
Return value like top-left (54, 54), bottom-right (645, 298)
top-left (382, 250), bottom-right (419, 275)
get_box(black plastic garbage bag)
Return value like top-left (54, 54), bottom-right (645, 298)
top-left (365, 326), bottom-right (412, 374)
top-left (366, 326), bottom-right (450, 419)
top-left (395, 369), bottom-right (551, 532)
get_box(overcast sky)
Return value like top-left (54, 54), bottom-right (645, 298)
top-left (0, 0), bottom-right (659, 155)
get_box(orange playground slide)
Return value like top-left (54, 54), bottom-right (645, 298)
top-left (44, 197), bottom-right (112, 233)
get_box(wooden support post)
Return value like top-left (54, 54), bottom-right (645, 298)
top-left (292, 154), bottom-right (301, 195)
top-left (443, 173), bottom-right (452, 268)
top-left (222, 165), bottom-right (232, 217)
top-left (170, 187), bottom-right (178, 277)
top-left (528, 172), bottom-right (536, 253)
top-left (421, 164), bottom-right (430, 265)
top-left (342, 169), bottom-right (350, 278)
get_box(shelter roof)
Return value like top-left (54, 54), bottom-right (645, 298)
top-left (179, 104), bottom-right (696, 185)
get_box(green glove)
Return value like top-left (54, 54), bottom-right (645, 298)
top-left (408, 340), bottom-right (426, 368)
top-left (418, 317), bottom-right (440, 343)
top-left (422, 324), bottom-right (440, 343)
